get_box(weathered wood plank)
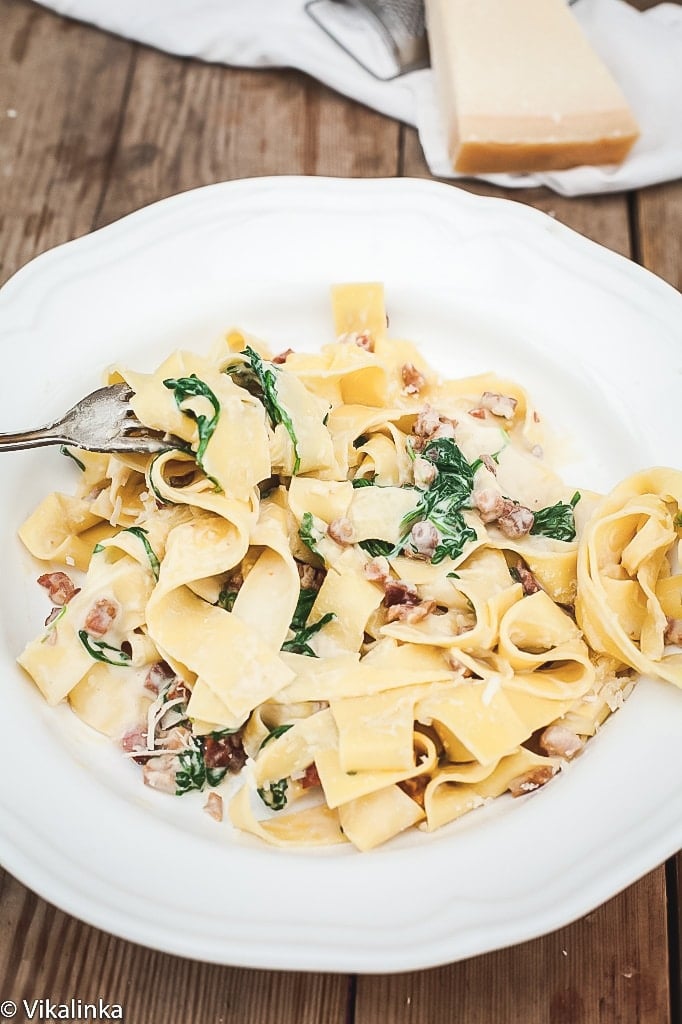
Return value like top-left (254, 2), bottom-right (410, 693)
top-left (0, 867), bottom-right (349, 1023)
top-left (633, 180), bottom-right (682, 291)
top-left (94, 50), bottom-right (400, 227)
top-left (0, 0), bottom-right (135, 286)
top-left (356, 871), bottom-right (669, 1024)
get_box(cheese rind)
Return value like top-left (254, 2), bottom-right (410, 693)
top-left (425, 0), bottom-right (640, 174)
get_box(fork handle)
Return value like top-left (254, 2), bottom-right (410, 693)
top-left (0, 425), bottom-right (71, 452)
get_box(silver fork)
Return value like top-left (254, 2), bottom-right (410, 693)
top-left (0, 383), bottom-right (177, 455)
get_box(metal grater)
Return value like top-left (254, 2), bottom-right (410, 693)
top-left (305, 0), bottom-right (429, 81)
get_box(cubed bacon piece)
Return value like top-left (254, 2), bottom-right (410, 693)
top-left (480, 391), bottom-right (518, 419)
top-left (383, 579), bottom-right (420, 607)
top-left (299, 763), bottom-right (321, 790)
top-left (363, 556), bottom-right (391, 585)
top-left (414, 404), bottom-right (441, 438)
top-left (497, 504), bottom-right (535, 539)
top-left (272, 348), bottom-right (293, 364)
top-left (514, 560), bottom-right (542, 596)
top-left (413, 405), bottom-right (457, 450)
top-left (386, 599), bottom-right (436, 624)
top-left (144, 661), bottom-right (176, 695)
top-left (203, 732), bottom-right (247, 774)
top-left (401, 362), bottom-right (426, 395)
top-left (142, 755), bottom-right (179, 794)
top-left (407, 521), bottom-right (439, 560)
top-left (478, 454), bottom-right (498, 476)
top-left (297, 562), bottom-right (326, 591)
top-left (121, 725), bottom-right (150, 764)
top-left (413, 456), bottom-right (437, 489)
top-left (162, 726), bottom-right (193, 752)
top-left (166, 678), bottom-right (192, 705)
top-left (204, 791), bottom-right (224, 822)
top-left (327, 516), bottom-right (354, 545)
top-left (83, 597), bottom-right (118, 637)
top-left (472, 487), bottom-right (507, 524)
top-left (468, 408), bottom-right (487, 420)
top-left (37, 571), bottom-right (79, 606)
top-left (354, 331), bottom-right (374, 352)
top-left (539, 724), bottom-right (584, 761)
top-left (508, 765), bottom-right (556, 798)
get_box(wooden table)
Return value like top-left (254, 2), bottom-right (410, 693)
top-left (1, 0), bottom-right (681, 1020)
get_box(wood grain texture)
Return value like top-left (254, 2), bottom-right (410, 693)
top-left (633, 180), bottom-right (682, 291)
top-left (94, 49), bottom-right (400, 228)
top-left (0, 868), bottom-right (349, 1023)
top-left (356, 871), bottom-right (669, 1024)
top-left (0, 0), bottom-right (135, 286)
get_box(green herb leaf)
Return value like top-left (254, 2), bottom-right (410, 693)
top-left (226, 347), bottom-right (301, 474)
top-left (206, 765), bottom-right (228, 787)
top-left (281, 612), bottom-right (335, 657)
top-left (78, 630), bottom-right (132, 667)
top-left (163, 374), bottom-right (220, 468)
top-left (675, 512), bottom-right (682, 529)
top-left (397, 437), bottom-right (478, 564)
top-left (257, 778), bottom-right (289, 811)
top-left (259, 723), bottom-right (294, 751)
top-left (358, 539), bottom-right (394, 558)
top-left (216, 586), bottom-right (239, 612)
top-left (92, 543), bottom-right (104, 554)
top-left (351, 477), bottom-right (375, 488)
top-left (530, 492), bottom-right (580, 542)
top-left (291, 587), bottom-right (318, 631)
top-left (124, 526), bottom-right (160, 581)
top-left (175, 746), bottom-right (206, 795)
top-left (299, 512), bottom-right (323, 554)
top-left (60, 445), bottom-right (86, 471)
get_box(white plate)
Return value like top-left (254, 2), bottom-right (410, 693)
top-left (2, 176), bottom-right (682, 974)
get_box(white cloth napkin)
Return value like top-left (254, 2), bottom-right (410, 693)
top-left (35, 0), bottom-right (682, 196)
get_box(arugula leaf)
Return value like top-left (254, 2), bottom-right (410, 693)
top-left (281, 612), bottom-right (335, 657)
top-left (674, 512), bottom-right (682, 529)
top-left (530, 491), bottom-right (580, 542)
top-left (78, 630), bottom-right (132, 667)
top-left (299, 512), bottom-right (324, 554)
top-left (124, 526), bottom-right (160, 581)
top-left (226, 347), bottom-right (300, 474)
top-left (291, 587), bottom-right (318, 631)
top-left (163, 374), bottom-right (220, 468)
top-left (60, 445), bottom-right (85, 471)
top-left (92, 543), bottom-right (104, 554)
top-left (259, 723), bottom-right (294, 751)
top-left (359, 539), bottom-right (394, 558)
top-left (175, 746), bottom-right (206, 795)
top-left (257, 778), bottom-right (289, 811)
top-left (421, 437), bottom-right (474, 498)
top-left (216, 585), bottom-right (239, 612)
top-left (397, 437), bottom-right (478, 564)
top-left (351, 477), bottom-right (375, 488)
top-left (430, 516), bottom-right (477, 565)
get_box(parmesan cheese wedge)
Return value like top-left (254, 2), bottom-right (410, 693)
top-left (425, 0), bottom-right (640, 174)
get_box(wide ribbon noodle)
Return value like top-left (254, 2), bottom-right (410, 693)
top-left (17, 284), bottom-right (682, 852)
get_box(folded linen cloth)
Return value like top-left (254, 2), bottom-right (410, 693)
top-left (35, 0), bottom-right (682, 196)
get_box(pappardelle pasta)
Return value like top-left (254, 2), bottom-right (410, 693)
top-left (17, 284), bottom-right (682, 851)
